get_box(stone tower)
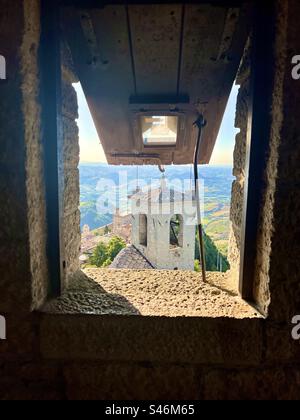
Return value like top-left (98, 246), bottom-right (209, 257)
top-left (131, 177), bottom-right (196, 270)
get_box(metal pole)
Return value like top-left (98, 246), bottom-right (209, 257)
top-left (193, 115), bottom-right (207, 283)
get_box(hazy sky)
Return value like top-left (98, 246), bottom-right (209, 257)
top-left (74, 83), bottom-right (239, 165)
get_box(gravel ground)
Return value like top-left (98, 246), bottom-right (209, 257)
top-left (43, 269), bottom-right (261, 318)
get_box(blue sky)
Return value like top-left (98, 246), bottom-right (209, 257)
top-left (74, 83), bottom-right (239, 165)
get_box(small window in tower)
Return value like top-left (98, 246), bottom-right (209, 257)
top-left (170, 214), bottom-right (184, 248)
top-left (141, 115), bottom-right (178, 147)
top-left (139, 214), bottom-right (148, 246)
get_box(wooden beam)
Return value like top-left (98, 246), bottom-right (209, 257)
top-left (239, 0), bottom-right (276, 300)
top-left (40, 0), bottom-right (64, 297)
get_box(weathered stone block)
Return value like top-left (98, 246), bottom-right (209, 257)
top-left (233, 132), bottom-right (246, 177)
top-left (265, 323), bottom-right (300, 364)
top-left (203, 367), bottom-right (300, 400)
top-left (40, 315), bottom-right (263, 367)
top-left (0, 314), bottom-right (37, 361)
top-left (63, 117), bottom-right (80, 169)
top-left (64, 210), bottom-right (81, 247)
top-left (230, 180), bottom-right (244, 234)
top-left (64, 363), bottom-right (199, 400)
top-left (63, 169), bottom-right (80, 214)
top-left (62, 82), bottom-right (78, 120)
top-left (267, 186), bottom-right (300, 321)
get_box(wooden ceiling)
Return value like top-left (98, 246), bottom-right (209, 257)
top-left (63, 2), bottom-right (252, 165)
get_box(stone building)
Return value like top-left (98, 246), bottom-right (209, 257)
top-left (110, 244), bottom-right (153, 270)
top-left (1, 0), bottom-right (300, 401)
top-left (112, 209), bottom-right (132, 243)
top-left (130, 177), bottom-right (196, 270)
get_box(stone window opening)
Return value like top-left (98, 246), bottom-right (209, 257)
top-left (53, 42), bottom-right (256, 314)
top-left (37, 1), bottom-right (276, 320)
top-left (51, 41), bottom-right (257, 316)
top-left (170, 214), bottom-right (184, 249)
top-left (3, 0), bottom-right (300, 401)
top-left (139, 214), bottom-right (148, 247)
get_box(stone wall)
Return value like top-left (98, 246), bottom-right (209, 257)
top-left (227, 41), bottom-right (250, 288)
top-left (61, 43), bottom-right (81, 287)
top-left (0, 0), bottom-right (49, 312)
top-left (132, 200), bottom-right (196, 271)
top-left (112, 211), bottom-right (132, 243)
top-left (1, 0), bottom-right (300, 400)
top-left (0, 0), bottom-right (80, 307)
top-left (265, 0), bottom-right (300, 322)
top-left (22, 0), bottom-right (50, 309)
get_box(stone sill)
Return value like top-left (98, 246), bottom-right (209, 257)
top-left (42, 269), bottom-right (262, 319)
top-left (39, 270), bottom-right (264, 365)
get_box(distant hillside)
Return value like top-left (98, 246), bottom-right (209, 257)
top-left (195, 231), bottom-right (230, 272)
top-left (80, 200), bottom-right (112, 231)
top-left (79, 163), bottom-right (233, 257)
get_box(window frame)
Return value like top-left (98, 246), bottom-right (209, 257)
top-left (40, 0), bottom-right (65, 298)
top-left (133, 110), bottom-right (186, 151)
top-left (41, 0), bottom-right (276, 304)
top-left (238, 1), bottom-right (277, 300)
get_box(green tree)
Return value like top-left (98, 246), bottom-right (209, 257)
top-left (89, 242), bottom-right (108, 267)
top-left (107, 236), bottom-right (126, 260)
top-left (102, 258), bottom-right (112, 268)
top-left (195, 230), bottom-right (230, 272)
top-left (194, 259), bottom-right (201, 272)
top-left (89, 236), bottom-right (126, 268)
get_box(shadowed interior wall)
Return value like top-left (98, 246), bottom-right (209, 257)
top-left (0, 0), bottom-right (49, 312)
top-left (0, 0), bottom-right (300, 400)
top-left (266, 0), bottom-right (300, 322)
top-left (61, 43), bottom-right (81, 287)
top-left (228, 42), bottom-right (250, 287)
